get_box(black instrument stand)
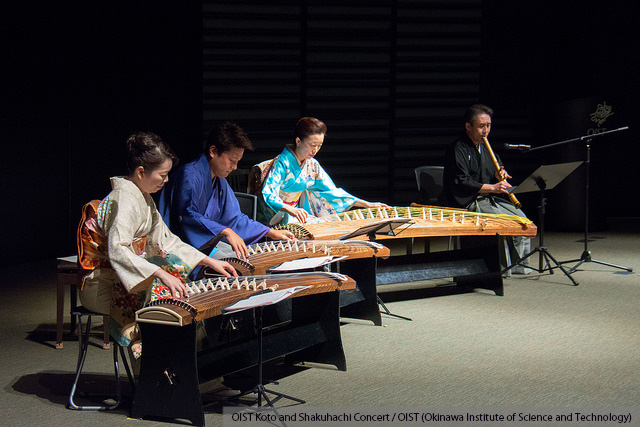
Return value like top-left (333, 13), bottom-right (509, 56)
top-left (340, 219), bottom-right (413, 322)
top-left (503, 176), bottom-right (579, 285)
top-left (376, 295), bottom-right (412, 321)
top-left (229, 306), bottom-right (304, 427)
top-left (557, 135), bottom-right (633, 274)
top-left (514, 127), bottom-right (632, 275)
top-left (502, 161), bottom-right (582, 285)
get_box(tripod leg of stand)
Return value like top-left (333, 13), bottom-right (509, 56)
top-left (255, 386), bottom-right (289, 427)
top-left (260, 386), bottom-right (306, 406)
top-left (232, 383), bottom-right (305, 406)
top-left (230, 384), bottom-right (304, 427)
top-left (377, 296), bottom-right (412, 321)
top-left (227, 306), bottom-right (305, 427)
top-left (540, 249), bottom-right (579, 286)
top-left (501, 247), bottom-right (538, 276)
top-left (560, 141), bottom-right (633, 275)
top-left (589, 259), bottom-right (633, 272)
top-left (563, 251), bottom-right (633, 274)
top-left (563, 255), bottom-right (587, 275)
top-left (502, 247), bottom-right (579, 286)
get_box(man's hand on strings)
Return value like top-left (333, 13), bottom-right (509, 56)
top-left (221, 228), bottom-right (249, 260)
top-left (201, 257), bottom-right (237, 277)
top-left (267, 228), bottom-right (298, 242)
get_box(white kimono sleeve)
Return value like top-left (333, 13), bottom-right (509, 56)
top-left (102, 189), bottom-right (205, 293)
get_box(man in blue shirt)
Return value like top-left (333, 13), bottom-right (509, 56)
top-left (158, 121), bottom-right (296, 262)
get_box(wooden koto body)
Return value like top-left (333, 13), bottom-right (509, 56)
top-left (210, 239), bottom-right (390, 276)
top-left (135, 271), bottom-right (356, 326)
top-left (276, 205), bottom-right (537, 240)
top-left (132, 271), bottom-right (355, 426)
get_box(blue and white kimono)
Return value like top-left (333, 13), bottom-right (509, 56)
top-left (157, 154), bottom-right (270, 252)
top-left (260, 147), bottom-right (361, 225)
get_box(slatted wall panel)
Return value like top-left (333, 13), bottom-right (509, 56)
top-left (393, 0), bottom-right (483, 204)
top-left (203, 1), bottom-right (489, 204)
top-left (202, 1), bottom-right (303, 169)
top-left (302, 1), bottom-right (393, 202)
top-left (486, 111), bottom-right (536, 179)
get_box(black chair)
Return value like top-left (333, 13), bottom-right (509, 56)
top-left (234, 191), bottom-right (257, 220)
top-left (414, 166), bottom-right (444, 205)
top-left (68, 306), bottom-right (135, 411)
top-left (413, 166), bottom-right (459, 251)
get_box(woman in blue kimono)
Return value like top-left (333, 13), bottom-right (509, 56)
top-left (260, 117), bottom-right (386, 225)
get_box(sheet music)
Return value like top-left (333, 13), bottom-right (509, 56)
top-left (268, 255), bottom-right (348, 272)
top-left (223, 285), bottom-right (313, 313)
top-left (512, 161), bottom-right (583, 194)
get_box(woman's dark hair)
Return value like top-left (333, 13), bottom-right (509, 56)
top-left (125, 132), bottom-right (178, 175)
top-left (294, 117), bottom-right (327, 140)
top-left (464, 104), bottom-right (494, 125)
top-left (286, 117), bottom-right (327, 150)
top-left (204, 121), bottom-right (253, 158)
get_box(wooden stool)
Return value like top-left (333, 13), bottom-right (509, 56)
top-left (56, 257), bottom-right (110, 350)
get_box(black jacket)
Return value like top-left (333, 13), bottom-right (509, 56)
top-left (441, 133), bottom-right (503, 208)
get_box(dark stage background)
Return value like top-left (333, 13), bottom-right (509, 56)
top-left (1, 1), bottom-right (638, 268)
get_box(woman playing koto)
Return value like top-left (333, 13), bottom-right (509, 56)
top-left (259, 117), bottom-right (386, 225)
top-left (79, 132), bottom-right (237, 357)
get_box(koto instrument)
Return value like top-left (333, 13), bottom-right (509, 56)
top-left (132, 271), bottom-right (355, 426)
top-left (208, 239), bottom-right (390, 276)
top-left (482, 136), bottom-right (522, 208)
top-left (136, 271), bottom-right (355, 326)
top-left (275, 205), bottom-right (537, 241)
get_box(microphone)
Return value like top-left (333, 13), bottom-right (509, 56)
top-left (503, 144), bottom-right (531, 151)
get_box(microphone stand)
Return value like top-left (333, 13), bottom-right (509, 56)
top-left (528, 126), bottom-right (632, 274)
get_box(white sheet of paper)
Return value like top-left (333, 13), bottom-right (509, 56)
top-left (223, 285), bottom-right (313, 313)
top-left (269, 255), bottom-right (348, 272)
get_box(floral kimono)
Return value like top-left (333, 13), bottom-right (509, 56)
top-left (260, 147), bottom-right (360, 225)
top-left (94, 177), bottom-right (206, 355)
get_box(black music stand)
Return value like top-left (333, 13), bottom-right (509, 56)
top-left (502, 161), bottom-right (583, 286)
top-left (338, 218), bottom-right (412, 241)
top-left (339, 218), bottom-right (413, 322)
top-left (528, 127), bottom-right (632, 274)
top-left (223, 298), bottom-right (305, 427)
